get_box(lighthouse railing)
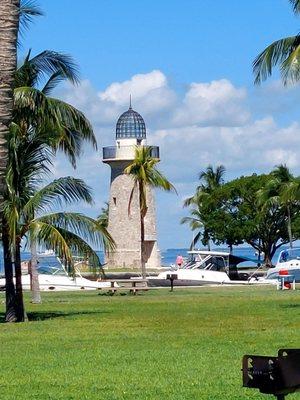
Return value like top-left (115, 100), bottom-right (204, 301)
top-left (103, 145), bottom-right (159, 161)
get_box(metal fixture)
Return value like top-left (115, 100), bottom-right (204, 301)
top-left (242, 349), bottom-right (300, 399)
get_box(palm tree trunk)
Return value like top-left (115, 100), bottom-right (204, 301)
top-left (0, 0), bottom-right (20, 204)
top-left (139, 181), bottom-right (147, 279)
top-left (287, 205), bottom-right (293, 249)
top-left (30, 240), bottom-right (41, 303)
top-left (14, 237), bottom-right (26, 321)
top-left (2, 218), bottom-right (17, 322)
top-left (0, 0), bottom-right (20, 321)
top-left (140, 212), bottom-right (146, 279)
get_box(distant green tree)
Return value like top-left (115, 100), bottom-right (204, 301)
top-left (205, 174), bottom-right (300, 265)
top-left (97, 202), bottom-right (109, 229)
top-left (253, 0), bottom-right (300, 85)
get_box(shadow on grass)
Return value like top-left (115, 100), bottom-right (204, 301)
top-left (98, 292), bottom-right (129, 297)
top-left (280, 304), bottom-right (300, 309)
top-left (0, 309), bottom-right (110, 323)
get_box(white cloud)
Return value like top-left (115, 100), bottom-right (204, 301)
top-left (99, 70), bottom-right (166, 103)
top-left (173, 79), bottom-right (250, 127)
top-left (98, 70), bottom-right (176, 114)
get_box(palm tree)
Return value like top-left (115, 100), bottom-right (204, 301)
top-left (198, 164), bottom-right (226, 191)
top-left (258, 164), bottom-right (295, 249)
top-left (2, 49), bottom-right (97, 321)
top-left (0, 0), bottom-right (20, 323)
top-left (183, 165), bottom-right (225, 249)
top-left (124, 146), bottom-right (175, 278)
top-left (0, 0), bottom-right (42, 318)
top-left (180, 201), bottom-right (203, 250)
top-left (253, 0), bottom-right (300, 85)
top-left (22, 178), bottom-right (113, 304)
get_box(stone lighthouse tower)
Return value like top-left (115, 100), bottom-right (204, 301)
top-left (102, 104), bottom-right (161, 269)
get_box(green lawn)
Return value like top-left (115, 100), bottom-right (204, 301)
top-left (0, 286), bottom-right (299, 400)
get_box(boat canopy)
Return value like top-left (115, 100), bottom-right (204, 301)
top-left (229, 254), bottom-right (257, 266)
top-left (187, 250), bottom-right (257, 266)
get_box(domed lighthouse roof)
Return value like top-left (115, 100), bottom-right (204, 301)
top-left (116, 105), bottom-right (146, 140)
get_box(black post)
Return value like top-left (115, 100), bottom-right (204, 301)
top-left (170, 277), bottom-right (174, 292)
top-left (166, 274), bottom-right (177, 292)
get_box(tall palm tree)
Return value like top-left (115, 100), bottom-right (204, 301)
top-left (253, 0), bottom-right (300, 85)
top-left (180, 201), bottom-right (203, 250)
top-left (124, 146), bottom-right (175, 278)
top-left (0, 0), bottom-right (20, 323)
top-left (258, 164), bottom-right (295, 249)
top-left (3, 49), bottom-right (97, 321)
top-left (5, 139), bottom-right (114, 313)
top-left (184, 165), bottom-right (225, 207)
top-left (183, 165), bottom-right (225, 249)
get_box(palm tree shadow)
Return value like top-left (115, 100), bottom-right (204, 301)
top-left (280, 304), bottom-right (300, 309)
top-left (0, 310), bottom-right (110, 322)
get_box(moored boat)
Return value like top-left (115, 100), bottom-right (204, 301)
top-left (265, 248), bottom-right (300, 282)
top-left (147, 250), bottom-right (270, 287)
top-left (0, 254), bottom-right (111, 291)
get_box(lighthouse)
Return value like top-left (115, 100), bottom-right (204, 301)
top-left (102, 103), bottom-right (161, 269)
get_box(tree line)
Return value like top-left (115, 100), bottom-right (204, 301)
top-left (182, 165), bottom-right (300, 266)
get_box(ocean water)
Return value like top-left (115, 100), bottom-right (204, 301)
top-left (0, 246), bottom-right (286, 274)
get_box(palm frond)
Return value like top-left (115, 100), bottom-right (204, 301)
top-left (183, 195), bottom-right (195, 207)
top-left (42, 71), bottom-right (67, 96)
top-left (13, 86), bottom-right (47, 119)
top-left (23, 177), bottom-right (93, 218)
top-left (28, 221), bottom-right (73, 268)
top-left (13, 88), bottom-right (96, 166)
top-left (290, 0), bottom-right (300, 14)
top-left (281, 43), bottom-right (300, 83)
top-left (190, 231), bottom-right (202, 250)
top-left (147, 168), bottom-right (177, 193)
top-left (180, 215), bottom-right (203, 230)
top-left (16, 50), bottom-right (79, 88)
top-left (253, 35), bottom-right (300, 85)
top-left (51, 227), bottom-right (104, 274)
top-left (198, 164), bottom-right (225, 190)
top-left (46, 97), bottom-right (96, 165)
top-left (34, 212), bottom-right (115, 252)
top-left (271, 164), bottom-right (293, 182)
top-left (19, 0), bottom-right (43, 37)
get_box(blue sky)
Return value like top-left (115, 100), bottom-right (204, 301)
top-left (27, 0), bottom-right (299, 87)
top-left (23, 0), bottom-right (300, 249)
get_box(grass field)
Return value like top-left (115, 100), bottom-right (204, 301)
top-left (0, 286), bottom-right (299, 400)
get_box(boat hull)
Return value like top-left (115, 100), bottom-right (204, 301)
top-left (0, 274), bottom-right (111, 291)
top-left (266, 264), bottom-right (300, 282)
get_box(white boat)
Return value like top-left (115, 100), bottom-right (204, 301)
top-left (265, 248), bottom-right (300, 282)
top-left (149, 250), bottom-right (273, 287)
top-left (0, 256), bottom-right (112, 291)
